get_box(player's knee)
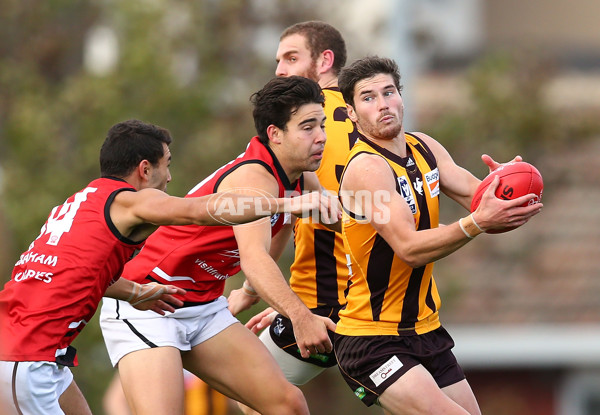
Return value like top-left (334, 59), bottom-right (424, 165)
top-left (279, 384), bottom-right (308, 415)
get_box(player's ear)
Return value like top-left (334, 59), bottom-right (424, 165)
top-left (318, 50), bottom-right (334, 73)
top-left (137, 160), bottom-right (151, 180)
top-left (346, 104), bottom-right (358, 123)
top-left (266, 124), bottom-right (282, 144)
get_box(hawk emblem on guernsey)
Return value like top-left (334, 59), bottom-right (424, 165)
top-left (413, 177), bottom-right (424, 196)
top-left (273, 317), bottom-right (285, 336)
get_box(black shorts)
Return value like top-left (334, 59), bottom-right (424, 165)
top-left (333, 326), bottom-right (465, 407)
top-left (268, 305), bottom-right (341, 368)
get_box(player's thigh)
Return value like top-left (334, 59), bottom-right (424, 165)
top-left (118, 346), bottom-right (185, 415)
top-left (378, 365), bottom-right (470, 415)
top-left (442, 379), bottom-right (481, 415)
top-left (258, 327), bottom-right (326, 385)
top-left (0, 361), bottom-right (77, 415)
top-left (182, 322), bottom-right (294, 405)
top-left (59, 380), bottom-right (92, 415)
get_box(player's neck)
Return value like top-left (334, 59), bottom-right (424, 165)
top-left (364, 129), bottom-right (407, 157)
top-left (269, 146), bottom-right (304, 184)
top-left (318, 73), bottom-right (338, 89)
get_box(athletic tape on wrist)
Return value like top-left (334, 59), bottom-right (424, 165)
top-left (459, 217), bottom-right (474, 239)
top-left (242, 281), bottom-right (260, 298)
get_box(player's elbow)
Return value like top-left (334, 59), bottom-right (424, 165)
top-left (395, 246), bottom-right (429, 268)
top-left (403, 255), bottom-right (428, 269)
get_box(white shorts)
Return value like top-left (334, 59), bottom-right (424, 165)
top-left (258, 327), bottom-right (326, 385)
top-left (99, 296), bottom-right (238, 367)
top-left (0, 360), bottom-right (73, 415)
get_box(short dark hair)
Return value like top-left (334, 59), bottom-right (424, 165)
top-left (250, 76), bottom-right (324, 145)
top-left (100, 119), bottom-right (172, 177)
top-left (281, 21), bottom-right (347, 76)
top-left (339, 56), bottom-right (402, 108)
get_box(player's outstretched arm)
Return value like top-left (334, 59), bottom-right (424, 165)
top-left (110, 187), bottom-right (336, 241)
top-left (104, 278), bottom-right (186, 315)
top-left (302, 171), bottom-right (342, 231)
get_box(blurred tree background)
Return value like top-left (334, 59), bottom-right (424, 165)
top-left (1, 0), bottom-right (599, 414)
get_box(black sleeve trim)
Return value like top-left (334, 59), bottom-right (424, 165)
top-left (212, 160), bottom-right (275, 193)
top-left (104, 188), bottom-right (143, 245)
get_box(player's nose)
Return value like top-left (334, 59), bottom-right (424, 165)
top-left (275, 63), bottom-right (286, 77)
top-left (316, 128), bottom-right (326, 144)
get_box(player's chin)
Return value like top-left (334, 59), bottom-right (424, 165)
top-left (306, 159), bottom-right (322, 171)
top-left (378, 123), bottom-right (401, 139)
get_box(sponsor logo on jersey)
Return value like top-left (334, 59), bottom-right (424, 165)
top-left (397, 176), bottom-right (416, 214)
top-left (369, 355), bottom-right (403, 387)
top-left (194, 259), bottom-right (231, 280)
top-left (354, 387), bottom-right (367, 400)
top-left (425, 168), bottom-right (440, 198)
top-left (15, 251), bottom-right (58, 267)
top-left (13, 269), bottom-right (53, 284)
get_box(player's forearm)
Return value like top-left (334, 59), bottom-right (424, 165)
top-left (190, 194), bottom-right (308, 226)
top-left (382, 221), bottom-right (475, 268)
top-left (103, 277), bottom-right (134, 300)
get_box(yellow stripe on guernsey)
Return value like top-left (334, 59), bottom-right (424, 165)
top-left (290, 88), bottom-right (358, 309)
top-left (336, 133), bottom-right (442, 336)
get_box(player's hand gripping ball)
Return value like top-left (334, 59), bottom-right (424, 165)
top-left (470, 161), bottom-right (543, 233)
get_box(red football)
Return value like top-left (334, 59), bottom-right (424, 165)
top-left (470, 161), bottom-right (543, 233)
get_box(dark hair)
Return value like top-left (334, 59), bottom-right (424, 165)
top-left (339, 56), bottom-right (402, 108)
top-left (281, 21), bottom-right (347, 76)
top-left (250, 76), bottom-right (324, 145)
top-left (100, 119), bottom-right (172, 177)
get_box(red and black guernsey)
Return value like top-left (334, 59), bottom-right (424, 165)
top-left (122, 136), bottom-right (303, 305)
top-left (0, 177), bottom-right (144, 365)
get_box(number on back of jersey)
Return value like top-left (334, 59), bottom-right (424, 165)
top-left (37, 187), bottom-right (98, 246)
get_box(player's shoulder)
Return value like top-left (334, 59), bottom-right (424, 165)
top-left (111, 188), bottom-right (168, 218)
top-left (218, 162), bottom-right (278, 194)
top-left (342, 153), bottom-right (397, 194)
top-left (407, 131), bottom-right (448, 157)
top-left (345, 151), bottom-right (392, 181)
top-left (407, 131), bottom-right (436, 145)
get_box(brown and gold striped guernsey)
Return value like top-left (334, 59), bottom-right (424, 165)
top-left (336, 133), bottom-right (443, 336)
